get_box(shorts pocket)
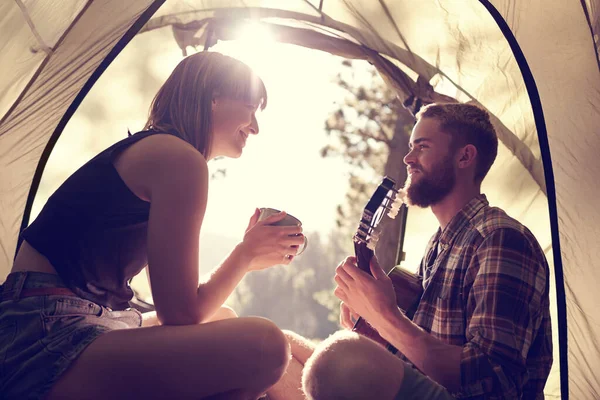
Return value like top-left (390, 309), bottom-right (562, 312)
top-left (44, 297), bottom-right (103, 318)
top-left (0, 322), bottom-right (17, 380)
top-left (41, 298), bottom-right (105, 359)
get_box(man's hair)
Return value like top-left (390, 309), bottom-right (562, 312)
top-left (416, 103), bottom-right (498, 182)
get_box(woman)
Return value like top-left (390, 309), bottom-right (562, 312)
top-left (0, 52), bottom-right (305, 399)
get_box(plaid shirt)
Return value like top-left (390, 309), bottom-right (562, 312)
top-left (411, 194), bottom-right (552, 399)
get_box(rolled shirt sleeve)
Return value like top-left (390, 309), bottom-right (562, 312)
top-left (458, 228), bottom-right (548, 398)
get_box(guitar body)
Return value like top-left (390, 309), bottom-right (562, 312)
top-left (388, 267), bottom-right (423, 319)
top-left (349, 176), bottom-right (423, 352)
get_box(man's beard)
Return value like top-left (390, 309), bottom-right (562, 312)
top-left (404, 155), bottom-right (456, 208)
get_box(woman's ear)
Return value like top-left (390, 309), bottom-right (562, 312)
top-left (211, 92), bottom-right (221, 110)
top-left (458, 144), bottom-right (477, 169)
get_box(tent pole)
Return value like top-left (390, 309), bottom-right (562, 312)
top-left (478, 1), bottom-right (569, 398)
top-left (17, 0), bottom-right (166, 256)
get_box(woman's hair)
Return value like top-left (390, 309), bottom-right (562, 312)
top-left (416, 103), bottom-right (498, 183)
top-left (144, 52), bottom-right (267, 157)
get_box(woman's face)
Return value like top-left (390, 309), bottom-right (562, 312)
top-left (209, 96), bottom-right (260, 160)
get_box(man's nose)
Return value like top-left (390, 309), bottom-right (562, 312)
top-left (403, 149), bottom-right (415, 166)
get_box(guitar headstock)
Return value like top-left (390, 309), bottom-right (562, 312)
top-left (353, 176), bottom-right (403, 274)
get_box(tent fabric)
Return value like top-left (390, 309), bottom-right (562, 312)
top-left (1, 1), bottom-right (599, 398)
top-left (0, 0), bottom-right (158, 268)
top-left (584, 0), bottom-right (600, 66)
top-left (0, 0), bottom-right (88, 120)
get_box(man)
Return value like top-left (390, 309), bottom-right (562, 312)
top-left (298, 103), bottom-right (553, 399)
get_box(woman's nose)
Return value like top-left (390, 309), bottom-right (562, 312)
top-left (249, 114), bottom-right (259, 135)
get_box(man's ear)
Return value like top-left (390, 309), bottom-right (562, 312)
top-left (457, 144), bottom-right (477, 169)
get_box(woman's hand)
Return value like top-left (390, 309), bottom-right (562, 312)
top-left (239, 209), bottom-right (305, 271)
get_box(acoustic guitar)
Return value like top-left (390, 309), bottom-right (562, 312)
top-left (351, 176), bottom-right (423, 353)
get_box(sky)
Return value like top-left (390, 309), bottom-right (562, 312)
top-left (200, 34), bottom-right (353, 241)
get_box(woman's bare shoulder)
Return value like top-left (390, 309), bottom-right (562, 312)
top-left (114, 133), bottom-right (208, 201)
top-left (135, 133), bottom-right (204, 161)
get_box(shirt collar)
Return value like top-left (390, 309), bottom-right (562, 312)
top-left (435, 194), bottom-right (488, 248)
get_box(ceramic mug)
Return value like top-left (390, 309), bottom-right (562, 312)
top-left (258, 207), bottom-right (308, 255)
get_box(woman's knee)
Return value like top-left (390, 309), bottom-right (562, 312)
top-left (243, 317), bottom-right (291, 384)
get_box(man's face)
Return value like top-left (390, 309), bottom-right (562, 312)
top-left (403, 118), bottom-right (457, 208)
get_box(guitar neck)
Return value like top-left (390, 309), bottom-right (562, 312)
top-left (354, 241), bottom-right (375, 275)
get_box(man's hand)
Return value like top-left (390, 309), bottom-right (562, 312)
top-left (339, 302), bottom-right (359, 330)
top-left (333, 256), bottom-right (401, 330)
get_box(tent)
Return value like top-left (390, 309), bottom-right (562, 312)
top-left (1, 1), bottom-right (599, 398)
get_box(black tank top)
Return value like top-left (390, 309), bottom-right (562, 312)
top-left (21, 130), bottom-right (173, 310)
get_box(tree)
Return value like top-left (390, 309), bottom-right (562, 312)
top-left (230, 231), bottom-right (345, 339)
top-left (323, 60), bottom-right (414, 272)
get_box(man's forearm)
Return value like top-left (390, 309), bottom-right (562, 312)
top-left (375, 307), bottom-right (463, 393)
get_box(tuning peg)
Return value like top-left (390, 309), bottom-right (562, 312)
top-left (384, 195), bottom-right (402, 209)
top-left (354, 231), bottom-right (367, 242)
top-left (393, 195), bottom-right (403, 207)
top-left (387, 195), bottom-right (403, 219)
top-left (368, 231), bottom-right (380, 248)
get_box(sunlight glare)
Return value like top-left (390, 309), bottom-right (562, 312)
top-left (234, 21), bottom-right (275, 44)
top-left (230, 21), bottom-right (275, 75)
top-left (202, 32), bottom-right (351, 248)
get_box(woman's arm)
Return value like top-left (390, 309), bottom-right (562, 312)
top-left (119, 134), bottom-right (302, 326)
top-left (194, 212), bottom-right (303, 321)
top-left (142, 136), bottom-right (209, 325)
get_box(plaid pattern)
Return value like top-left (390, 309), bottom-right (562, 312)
top-left (411, 194), bottom-right (552, 399)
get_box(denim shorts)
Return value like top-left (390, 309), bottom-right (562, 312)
top-left (0, 272), bottom-right (142, 400)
